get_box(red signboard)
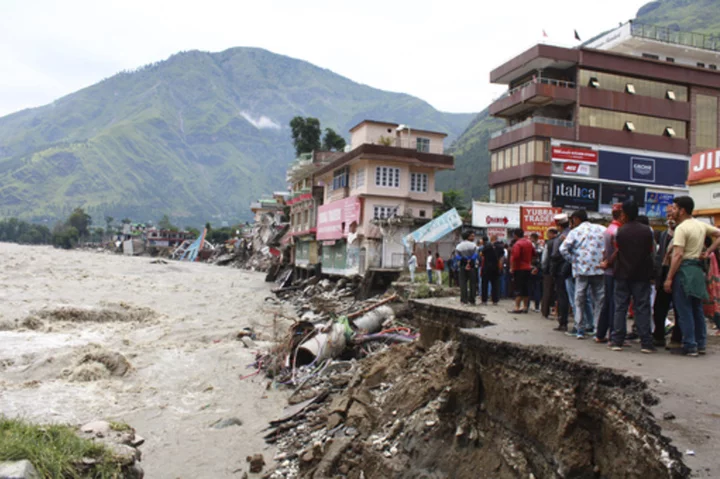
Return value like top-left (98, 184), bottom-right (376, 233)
top-left (552, 146), bottom-right (598, 164)
top-left (687, 148), bottom-right (720, 185)
top-left (316, 196), bottom-right (363, 241)
top-left (562, 162), bottom-right (591, 175)
top-left (520, 206), bottom-right (562, 239)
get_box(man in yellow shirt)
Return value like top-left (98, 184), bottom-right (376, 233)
top-left (664, 196), bottom-right (720, 356)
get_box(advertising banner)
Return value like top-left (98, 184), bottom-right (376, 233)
top-left (598, 150), bottom-right (687, 187)
top-left (402, 208), bottom-right (462, 252)
top-left (551, 179), bottom-right (600, 211)
top-left (472, 202), bottom-right (520, 228)
top-left (487, 227), bottom-right (508, 241)
top-left (316, 196), bottom-right (362, 241)
top-left (520, 206), bottom-right (562, 239)
top-left (551, 146), bottom-right (598, 164)
top-left (599, 184), bottom-right (646, 214)
top-left (687, 148), bottom-right (720, 185)
top-left (645, 191), bottom-right (675, 218)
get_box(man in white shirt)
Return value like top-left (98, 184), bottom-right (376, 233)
top-left (408, 252), bottom-right (417, 283)
top-left (426, 250), bottom-right (434, 283)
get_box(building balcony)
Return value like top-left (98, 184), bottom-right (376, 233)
top-left (577, 126), bottom-right (689, 155)
top-left (489, 117), bottom-right (575, 150)
top-left (488, 162), bottom-right (552, 187)
top-left (631, 22), bottom-right (720, 53)
top-left (490, 78), bottom-right (576, 117)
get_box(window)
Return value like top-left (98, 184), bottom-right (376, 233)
top-left (375, 166), bottom-right (400, 188)
top-left (664, 127), bottom-right (676, 138)
top-left (374, 205), bottom-right (398, 219)
top-left (332, 167), bottom-right (349, 190)
top-left (666, 90), bottom-right (676, 101)
top-left (416, 137), bottom-right (430, 153)
top-left (697, 62), bottom-right (706, 68)
top-left (519, 142), bottom-right (527, 165)
top-left (579, 107), bottom-right (687, 137)
top-left (625, 83), bottom-right (636, 94)
top-left (642, 53), bottom-right (660, 60)
top-left (579, 70), bottom-right (687, 101)
top-left (410, 172), bottom-right (428, 193)
top-left (696, 95), bottom-right (718, 149)
top-left (419, 210), bottom-right (426, 218)
top-left (666, 57), bottom-right (675, 63)
top-left (491, 152), bottom-right (498, 172)
top-left (355, 168), bottom-right (365, 189)
top-left (710, 65), bottom-right (718, 71)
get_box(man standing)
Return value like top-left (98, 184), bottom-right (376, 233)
top-left (664, 196), bottom-right (720, 356)
top-left (435, 252), bottom-right (444, 286)
top-left (560, 209), bottom-right (606, 339)
top-left (529, 233), bottom-right (543, 312)
top-left (426, 250), bottom-right (434, 283)
top-left (541, 228), bottom-right (558, 319)
top-left (509, 228), bottom-right (534, 314)
top-left (456, 232), bottom-right (479, 305)
top-left (481, 235), bottom-right (502, 305)
top-left (596, 203), bottom-right (623, 343)
top-left (609, 200), bottom-right (655, 352)
top-left (653, 210), bottom-right (681, 348)
top-left (551, 214), bottom-right (571, 331)
top-left (408, 251), bottom-right (418, 283)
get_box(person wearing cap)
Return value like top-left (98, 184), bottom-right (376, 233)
top-left (596, 202), bottom-right (624, 343)
top-left (560, 209), bottom-right (607, 339)
top-left (550, 213), bottom-right (571, 331)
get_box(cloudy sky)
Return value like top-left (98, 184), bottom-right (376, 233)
top-left (0, 0), bottom-right (649, 117)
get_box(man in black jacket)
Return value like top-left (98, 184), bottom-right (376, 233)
top-left (653, 212), bottom-right (682, 348)
top-left (480, 235), bottom-right (503, 305)
top-left (541, 228), bottom-right (558, 318)
top-left (551, 214), bottom-right (571, 331)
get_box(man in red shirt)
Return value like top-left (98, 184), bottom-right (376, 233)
top-left (510, 228), bottom-right (535, 313)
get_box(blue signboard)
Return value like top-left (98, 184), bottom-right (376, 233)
top-left (646, 191), bottom-right (675, 218)
top-left (598, 151), bottom-right (687, 187)
top-left (403, 208), bottom-right (462, 252)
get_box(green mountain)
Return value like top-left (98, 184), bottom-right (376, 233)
top-left (0, 48), bottom-right (474, 226)
top-left (442, 0), bottom-right (720, 205)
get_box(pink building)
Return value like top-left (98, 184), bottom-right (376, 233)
top-left (314, 120), bottom-right (454, 276)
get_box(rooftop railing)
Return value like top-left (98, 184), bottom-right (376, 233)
top-left (490, 117), bottom-right (574, 138)
top-left (631, 22), bottom-right (720, 53)
top-left (495, 76), bottom-right (576, 101)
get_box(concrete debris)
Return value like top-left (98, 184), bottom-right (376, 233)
top-left (77, 420), bottom-right (144, 477)
top-left (247, 454), bottom-right (265, 473)
top-left (0, 460), bottom-right (39, 479)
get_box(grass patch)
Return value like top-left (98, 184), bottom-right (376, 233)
top-left (108, 422), bottom-right (132, 433)
top-left (0, 416), bottom-right (123, 478)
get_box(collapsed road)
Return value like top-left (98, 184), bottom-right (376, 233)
top-left (1, 243), bottom-right (716, 478)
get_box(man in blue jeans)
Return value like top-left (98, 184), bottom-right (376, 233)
top-left (664, 196), bottom-right (720, 356)
top-left (608, 200), bottom-right (655, 352)
top-left (596, 203), bottom-right (623, 343)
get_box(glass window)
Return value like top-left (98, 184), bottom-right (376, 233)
top-left (579, 69), bottom-right (688, 101)
top-left (525, 179), bottom-right (533, 201)
top-left (332, 167), bottom-right (349, 190)
top-left (375, 166), bottom-right (400, 188)
top-left (533, 182), bottom-right (543, 200)
top-left (491, 152), bottom-right (497, 172)
top-left (579, 107), bottom-right (687, 138)
top-left (373, 205), bottom-right (398, 219)
top-left (511, 146), bottom-right (519, 167)
top-left (355, 168), bottom-right (365, 188)
top-left (519, 142), bottom-right (527, 165)
top-left (696, 95), bottom-right (718, 150)
top-left (410, 172), bottom-right (428, 193)
top-left (416, 137), bottom-right (430, 153)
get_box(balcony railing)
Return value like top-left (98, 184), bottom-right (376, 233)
top-left (394, 138), bottom-right (445, 154)
top-left (490, 117), bottom-right (574, 138)
top-left (495, 76), bottom-right (576, 101)
top-left (631, 22), bottom-right (720, 53)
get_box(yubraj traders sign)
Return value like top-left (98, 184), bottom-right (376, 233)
top-left (520, 206), bottom-right (562, 239)
top-left (687, 148), bottom-right (720, 185)
top-left (316, 196), bottom-right (363, 240)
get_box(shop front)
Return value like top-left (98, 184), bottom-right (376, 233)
top-left (687, 148), bottom-right (720, 225)
top-left (316, 196), bottom-right (363, 276)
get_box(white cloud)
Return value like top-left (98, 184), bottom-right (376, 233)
top-left (239, 111), bottom-right (281, 130)
top-left (0, 0), bottom-right (650, 117)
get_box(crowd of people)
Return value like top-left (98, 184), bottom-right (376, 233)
top-left (446, 196), bottom-right (720, 357)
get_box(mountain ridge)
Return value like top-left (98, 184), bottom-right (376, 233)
top-left (0, 47), bottom-right (474, 225)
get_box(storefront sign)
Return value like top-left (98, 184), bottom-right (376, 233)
top-left (487, 227), bottom-right (508, 240)
top-left (552, 146), bottom-right (598, 164)
top-left (551, 179), bottom-right (600, 211)
top-left (520, 206), bottom-right (562, 238)
top-left (645, 191), bottom-right (675, 218)
top-left (317, 196), bottom-right (362, 241)
top-left (472, 202), bottom-right (520, 228)
top-left (687, 182), bottom-right (720, 213)
top-left (599, 150), bottom-right (687, 187)
top-left (402, 208), bottom-right (462, 252)
top-left (599, 184), bottom-right (646, 214)
top-left (552, 160), bottom-right (598, 178)
top-left (687, 148), bottom-right (720, 185)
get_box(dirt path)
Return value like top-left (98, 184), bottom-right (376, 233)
top-left (0, 243), bottom-right (293, 478)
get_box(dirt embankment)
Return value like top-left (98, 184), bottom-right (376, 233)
top-left (268, 336), bottom-right (689, 478)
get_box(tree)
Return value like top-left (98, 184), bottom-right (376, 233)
top-left (67, 207), bottom-right (91, 237)
top-left (322, 128), bottom-right (346, 151)
top-left (121, 218), bottom-right (132, 224)
top-left (105, 216), bottom-right (114, 233)
top-left (435, 189), bottom-right (469, 219)
top-left (158, 214), bottom-right (176, 231)
top-left (290, 117), bottom-right (321, 156)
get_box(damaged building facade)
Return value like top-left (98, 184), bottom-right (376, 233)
top-left (311, 120), bottom-right (454, 276)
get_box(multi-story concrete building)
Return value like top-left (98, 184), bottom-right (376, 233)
top-left (286, 151), bottom-right (343, 276)
top-left (487, 21), bottom-right (720, 218)
top-left (314, 120), bottom-right (454, 276)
